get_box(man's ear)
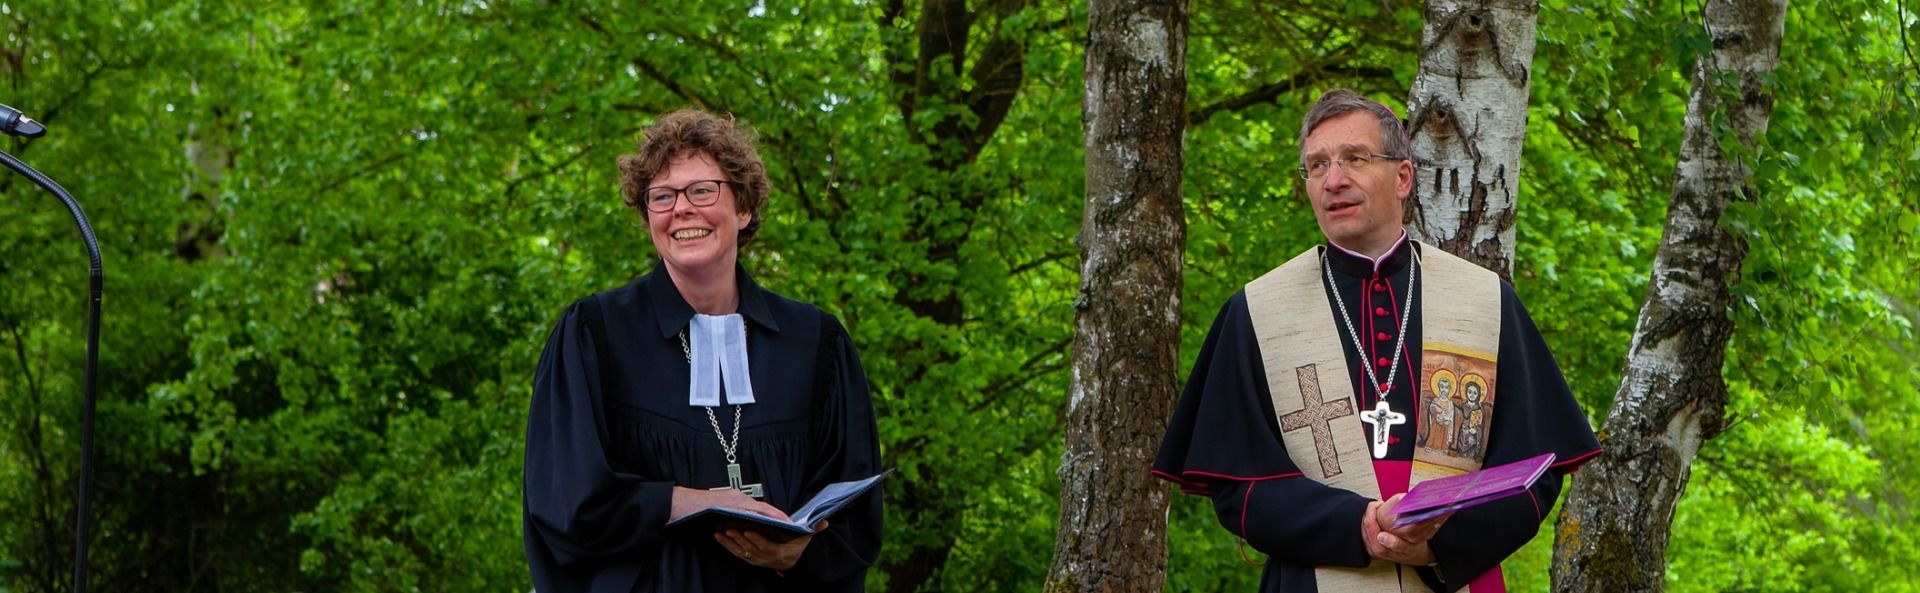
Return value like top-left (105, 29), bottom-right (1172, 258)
top-left (1396, 158), bottom-right (1415, 200)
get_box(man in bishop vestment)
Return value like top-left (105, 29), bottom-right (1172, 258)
top-left (1151, 89), bottom-right (1602, 593)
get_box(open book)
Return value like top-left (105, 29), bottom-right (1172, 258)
top-left (666, 470), bottom-right (890, 543)
top-left (1392, 453), bottom-right (1555, 529)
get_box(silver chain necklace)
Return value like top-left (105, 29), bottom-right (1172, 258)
top-left (681, 327), bottom-right (763, 497)
top-left (1322, 247), bottom-right (1419, 458)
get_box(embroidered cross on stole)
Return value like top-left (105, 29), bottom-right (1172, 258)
top-left (1244, 242), bottom-right (1503, 593)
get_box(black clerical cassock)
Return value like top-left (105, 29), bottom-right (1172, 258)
top-left (524, 264), bottom-right (883, 593)
top-left (1154, 237), bottom-right (1601, 593)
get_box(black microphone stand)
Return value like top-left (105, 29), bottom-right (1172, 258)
top-left (2, 103), bottom-right (100, 593)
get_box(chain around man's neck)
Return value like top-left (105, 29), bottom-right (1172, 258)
top-left (1324, 246), bottom-right (1420, 459)
top-left (1322, 246), bottom-right (1420, 401)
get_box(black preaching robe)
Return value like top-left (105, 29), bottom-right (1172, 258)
top-left (524, 263), bottom-right (882, 593)
top-left (1153, 236), bottom-right (1601, 593)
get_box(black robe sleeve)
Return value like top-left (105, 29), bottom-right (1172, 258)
top-left (1153, 293), bottom-right (1374, 569)
top-left (779, 312), bottom-right (884, 586)
top-left (523, 297), bottom-right (678, 592)
top-left (1418, 283), bottom-right (1603, 592)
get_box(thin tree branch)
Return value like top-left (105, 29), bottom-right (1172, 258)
top-left (1, 305), bottom-right (64, 591)
top-left (34, 60), bottom-right (122, 130)
top-left (1548, 111), bottom-right (1663, 201)
top-left (1039, 15), bottom-right (1076, 35)
top-left (1010, 251), bottom-right (1073, 276)
top-left (976, 335), bottom-right (1072, 407)
top-left (315, 151), bottom-right (407, 196)
top-left (1899, 0), bottom-right (1920, 147)
top-left (611, 102), bottom-right (671, 113)
top-left (658, 24), bottom-right (744, 62)
top-left (650, 8), bottom-right (791, 121)
top-left (628, 55), bottom-right (714, 112)
top-left (1895, 0), bottom-right (1918, 70)
top-left (572, 11), bottom-right (719, 112)
top-left (1, 59), bottom-right (122, 193)
top-left (1, 305), bottom-right (42, 413)
top-left (880, 0), bottom-right (919, 135)
top-left (1015, 413), bottom-right (1064, 458)
top-left (953, 0), bottom-right (1036, 165)
top-left (1186, 65), bottom-right (1395, 128)
top-left (503, 143), bottom-right (597, 198)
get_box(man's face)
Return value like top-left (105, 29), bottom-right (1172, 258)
top-left (1301, 110), bottom-right (1412, 255)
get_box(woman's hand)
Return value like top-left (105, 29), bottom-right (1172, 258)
top-left (668, 486), bottom-right (790, 523)
top-left (670, 487), bottom-right (814, 570)
top-left (717, 521), bottom-right (827, 571)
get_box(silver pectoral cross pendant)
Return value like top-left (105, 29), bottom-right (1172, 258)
top-left (709, 462), bottom-right (765, 499)
top-left (1359, 399), bottom-right (1406, 459)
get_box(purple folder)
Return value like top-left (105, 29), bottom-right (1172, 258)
top-left (1392, 453), bottom-right (1556, 529)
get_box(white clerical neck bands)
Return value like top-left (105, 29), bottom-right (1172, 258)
top-left (687, 313), bottom-right (756, 407)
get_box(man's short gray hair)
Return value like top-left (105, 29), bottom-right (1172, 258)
top-left (1298, 89), bottom-right (1412, 166)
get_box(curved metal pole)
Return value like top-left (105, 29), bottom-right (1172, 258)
top-left (0, 146), bottom-right (101, 593)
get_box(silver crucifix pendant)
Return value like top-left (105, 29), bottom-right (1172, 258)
top-left (1358, 399), bottom-right (1406, 459)
top-left (709, 462), bottom-right (765, 499)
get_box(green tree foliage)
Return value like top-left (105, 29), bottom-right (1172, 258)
top-left (1516, 0), bottom-right (1920, 591)
top-left (1, 1), bottom-right (1087, 591)
top-left (0, 1), bottom-right (1913, 592)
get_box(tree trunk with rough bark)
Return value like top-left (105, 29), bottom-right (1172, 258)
top-left (1044, 1), bottom-right (1187, 592)
top-left (1404, 0), bottom-right (1539, 278)
top-left (1552, 1), bottom-right (1786, 590)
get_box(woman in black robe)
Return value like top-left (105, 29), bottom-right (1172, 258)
top-left (523, 110), bottom-right (882, 592)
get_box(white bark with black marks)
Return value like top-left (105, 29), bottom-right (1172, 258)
top-left (1553, 1), bottom-right (1786, 590)
top-left (1047, 1), bottom-right (1187, 591)
top-left (1405, 0), bottom-right (1539, 278)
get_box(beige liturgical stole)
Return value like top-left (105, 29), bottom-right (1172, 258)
top-left (1243, 242), bottom-right (1502, 593)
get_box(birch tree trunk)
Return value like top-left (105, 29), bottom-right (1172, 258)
top-left (1045, 1), bottom-right (1187, 591)
top-left (1404, 0), bottom-right (1538, 278)
top-left (1553, 1), bottom-right (1787, 590)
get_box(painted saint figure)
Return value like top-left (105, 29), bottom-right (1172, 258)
top-left (1419, 371), bottom-right (1455, 452)
top-left (1451, 378), bottom-right (1488, 460)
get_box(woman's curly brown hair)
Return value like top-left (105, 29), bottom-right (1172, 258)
top-left (617, 109), bottom-right (771, 247)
